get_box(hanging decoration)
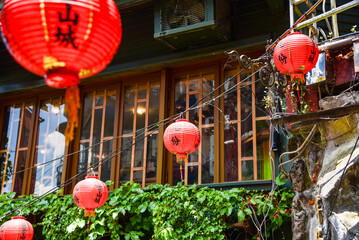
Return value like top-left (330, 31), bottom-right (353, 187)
top-left (273, 32), bottom-right (319, 84)
top-left (0, 0), bottom-right (122, 144)
top-left (0, 216), bottom-right (34, 240)
top-left (73, 176), bottom-right (108, 218)
top-left (163, 118), bottom-right (201, 180)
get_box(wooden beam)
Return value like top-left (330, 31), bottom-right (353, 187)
top-left (269, 104), bottom-right (359, 125)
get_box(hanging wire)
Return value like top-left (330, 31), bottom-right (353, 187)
top-left (1, 114), bottom-right (176, 221)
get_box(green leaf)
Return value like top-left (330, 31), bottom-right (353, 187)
top-left (237, 209), bottom-right (246, 222)
top-left (244, 208), bottom-right (252, 216)
top-left (275, 173), bottom-right (287, 186)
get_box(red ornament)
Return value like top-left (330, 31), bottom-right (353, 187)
top-left (273, 32), bottom-right (319, 84)
top-left (163, 119), bottom-right (201, 164)
top-left (0, 0), bottom-right (122, 143)
top-left (73, 176), bottom-right (108, 217)
top-left (0, 216), bottom-right (34, 240)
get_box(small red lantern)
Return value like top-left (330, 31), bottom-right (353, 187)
top-left (73, 176), bottom-right (108, 217)
top-left (1, 0), bottom-right (122, 143)
top-left (273, 32), bottom-right (319, 84)
top-left (163, 119), bottom-right (201, 164)
top-left (0, 216), bottom-right (34, 240)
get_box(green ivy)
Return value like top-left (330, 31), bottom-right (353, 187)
top-left (0, 177), bottom-right (293, 240)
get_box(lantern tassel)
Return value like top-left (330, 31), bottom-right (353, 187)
top-left (176, 154), bottom-right (188, 181)
top-left (297, 85), bottom-right (301, 103)
top-left (290, 72), bottom-right (305, 84)
top-left (87, 219), bottom-right (90, 235)
top-left (65, 85), bottom-right (80, 145)
top-left (84, 209), bottom-right (95, 218)
top-left (180, 163), bottom-right (183, 181)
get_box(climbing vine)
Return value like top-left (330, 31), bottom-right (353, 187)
top-left (0, 176), bottom-right (293, 240)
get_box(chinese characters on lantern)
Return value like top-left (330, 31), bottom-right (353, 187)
top-left (55, 4), bottom-right (79, 49)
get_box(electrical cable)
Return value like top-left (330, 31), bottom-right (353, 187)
top-left (2, 111), bottom-right (181, 178)
top-left (1, 114), bottom-right (176, 220)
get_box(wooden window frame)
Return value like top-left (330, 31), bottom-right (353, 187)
top-left (168, 64), bottom-right (220, 185)
top-left (117, 72), bottom-right (163, 188)
top-left (220, 65), bottom-right (271, 182)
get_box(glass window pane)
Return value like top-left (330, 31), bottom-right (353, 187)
top-left (134, 135), bottom-right (144, 167)
top-left (32, 98), bottom-right (66, 195)
top-left (123, 89), bottom-right (135, 135)
top-left (100, 140), bottom-right (113, 182)
top-left (255, 73), bottom-right (267, 117)
top-left (242, 160), bottom-right (254, 181)
top-left (77, 142), bottom-right (89, 181)
top-left (240, 73), bottom-right (252, 83)
top-left (138, 84), bottom-right (147, 99)
top-left (224, 75), bottom-right (238, 121)
top-left (120, 137), bottom-right (132, 183)
top-left (146, 134), bottom-right (157, 181)
top-left (202, 74), bottom-right (215, 125)
top-left (189, 75), bottom-right (200, 91)
top-left (175, 81), bottom-right (187, 114)
top-left (188, 165), bottom-right (198, 185)
top-left (149, 84), bottom-right (160, 126)
top-left (93, 109), bottom-right (103, 144)
top-left (256, 121), bottom-right (271, 180)
top-left (136, 102), bottom-right (146, 131)
top-left (224, 124), bottom-right (238, 182)
top-left (81, 95), bottom-right (93, 140)
top-left (189, 94), bottom-right (199, 125)
top-left (201, 127), bottom-right (214, 184)
top-left (95, 90), bottom-right (104, 106)
top-left (19, 105), bottom-right (33, 148)
top-left (133, 170), bottom-right (143, 184)
top-left (104, 92), bottom-right (116, 137)
top-left (241, 84), bottom-right (253, 158)
top-left (13, 150), bottom-right (27, 195)
top-left (241, 140), bottom-right (253, 158)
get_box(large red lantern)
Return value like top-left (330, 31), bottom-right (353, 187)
top-left (0, 216), bottom-right (34, 240)
top-left (163, 119), bottom-right (201, 165)
top-left (273, 32), bottom-right (319, 84)
top-left (73, 176), bottom-right (108, 217)
top-left (0, 0), bottom-right (122, 143)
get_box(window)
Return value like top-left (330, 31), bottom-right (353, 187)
top-left (30, 97), bottom-right (67, 195)
top-left (0, 102), bottom-right (34, 195)
top-left (173, 69), bottom-right (217, 185)
top-left (119, 82), bottom-right (160, 187)
top-left (77, 89), bottom-right (118, 182)
top-left (223, 67), bottom-right (271, 181)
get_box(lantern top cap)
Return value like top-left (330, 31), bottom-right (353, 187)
top-left (289, 32), bottom-right (302, 35)
top-left (11, 216), bottom-right (25, 220)
top-left (85, 176), bottom-right (99, 179)
top-left (175, 119), bottom-right (189, 123)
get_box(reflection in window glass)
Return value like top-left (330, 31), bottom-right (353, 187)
top-left (224, 67), bottom-right (271, 182)
top-left (173, 70), bottom-right (216, 185)
top-left (1, 103), bottom-right (33, 195)
top-left (119, 82), bottom-right (160, 187)
top-left (31, 98), bottom-right (66, 195)
top-left (78, 89), bottom-right (117, 182)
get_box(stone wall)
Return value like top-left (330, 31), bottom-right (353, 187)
top-left (289, 92), bottom-right (359, 240)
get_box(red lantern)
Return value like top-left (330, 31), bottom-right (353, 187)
top-left (0, 216), bottom-right (34, 240)
top-left (0, 0), bottom-right (122, 143)
top-left (273, 32), bottom-right (319, 84)
top-left (163, 119), bottom-right (201, 164)
top-left (73, 176), bottom-right (108, 217)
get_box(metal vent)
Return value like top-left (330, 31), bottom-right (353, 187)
top-left (161, 0), bottom-right (206, 31)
